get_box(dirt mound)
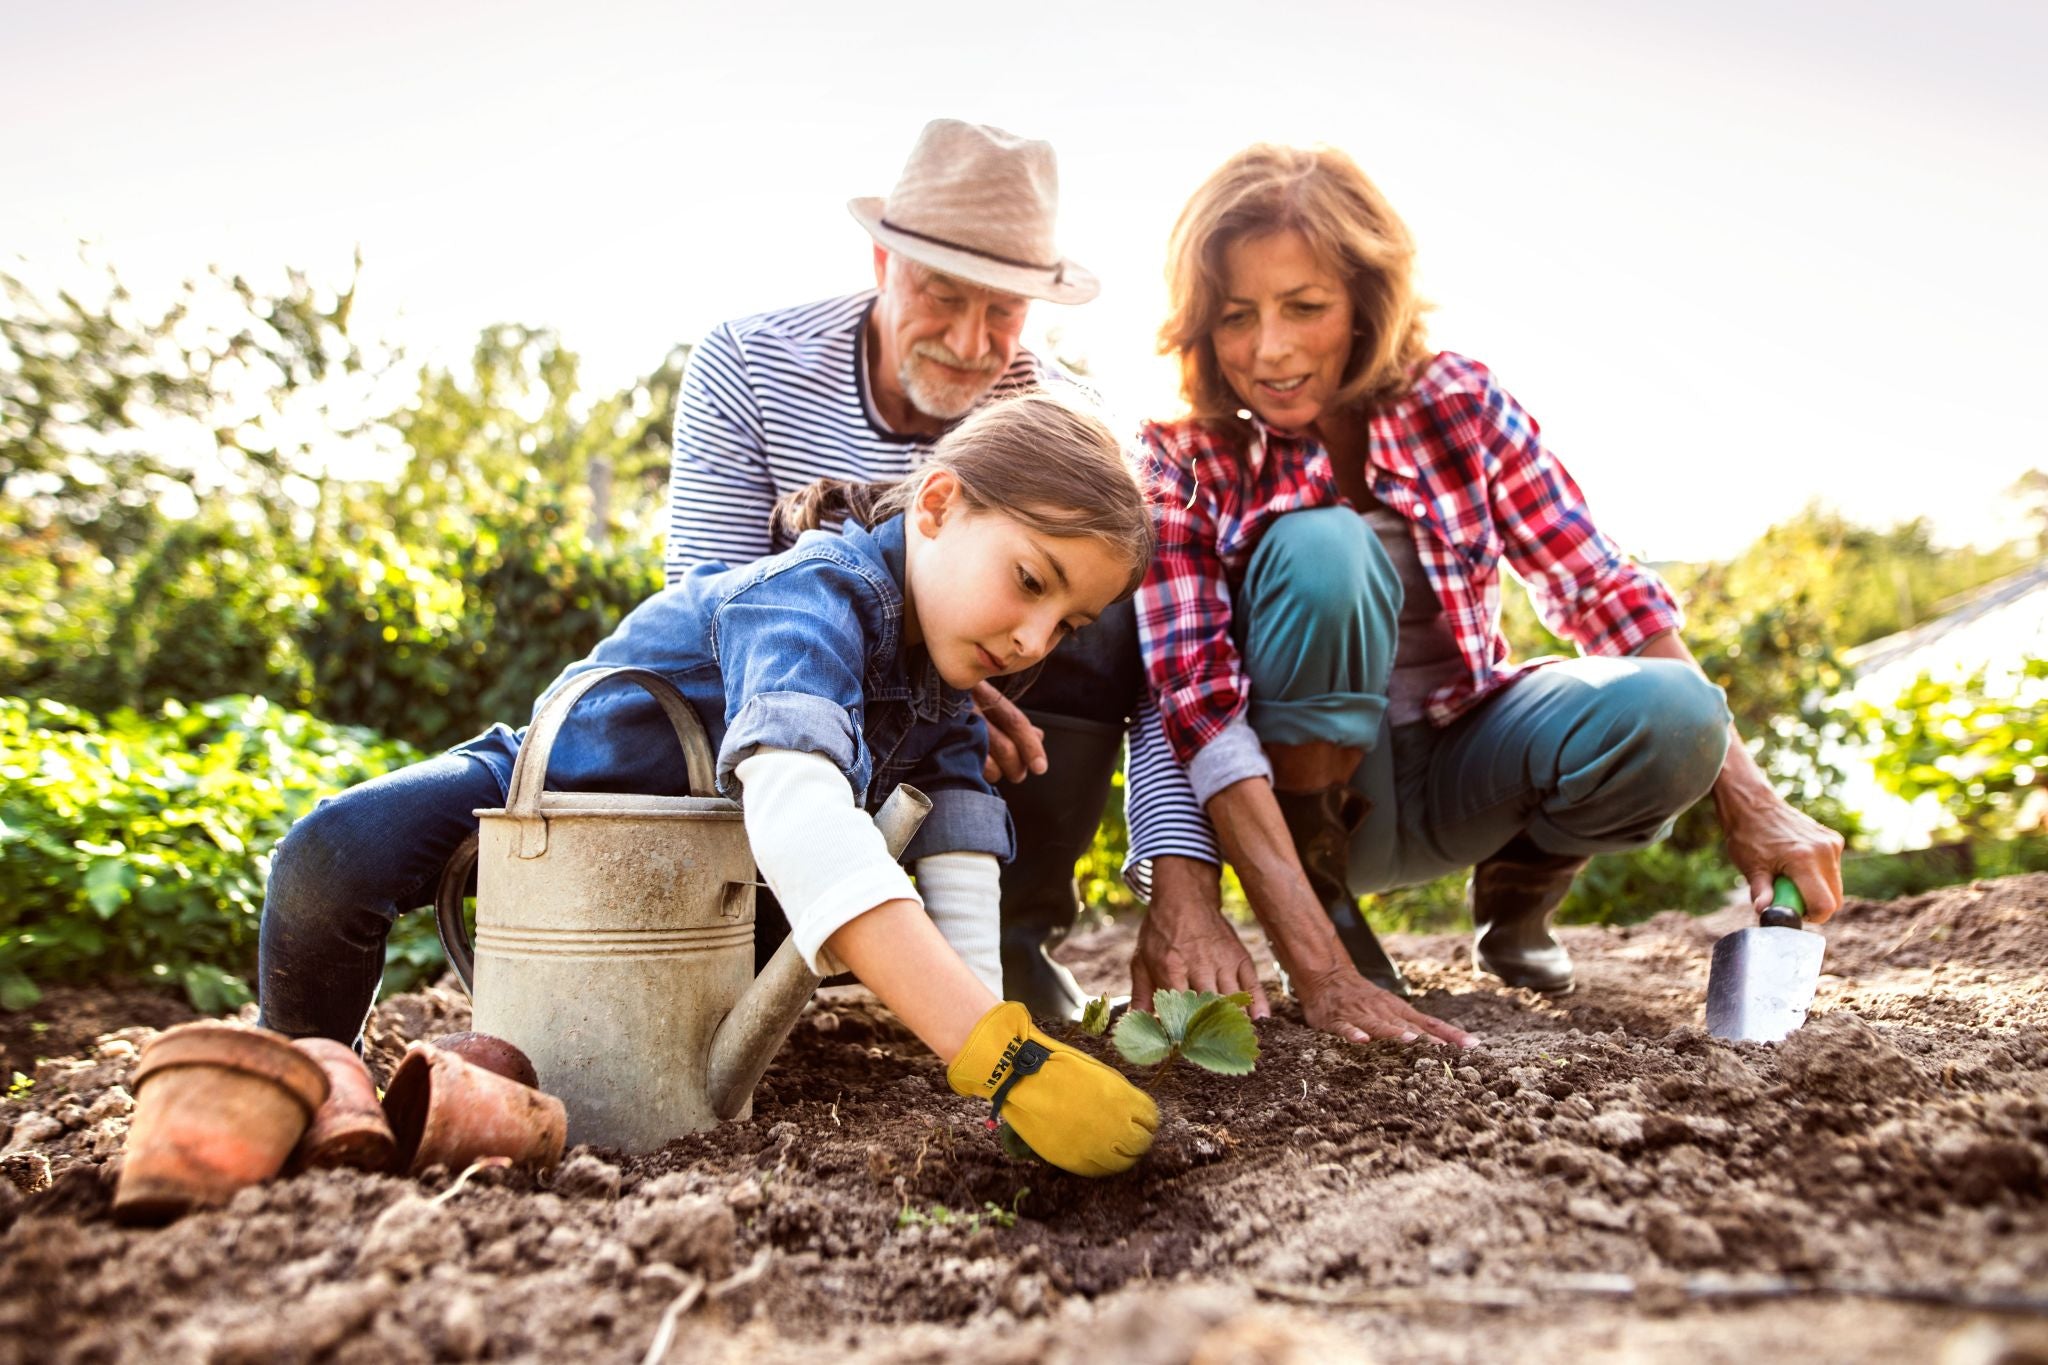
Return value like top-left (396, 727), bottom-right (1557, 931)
top-left (4, 875), bottom-right (2047, 1363)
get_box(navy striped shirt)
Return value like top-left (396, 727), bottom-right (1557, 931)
top-left (666, 290), bottom-right (1220, 890)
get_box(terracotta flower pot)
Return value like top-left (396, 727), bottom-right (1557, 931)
top-left (113, 1022), bottom-right (330, 1225)
top-left (289, 1039), bottom-right (397, 1173)
top-left (382, 1042), bottom-right (566, 1177)
top-left (432, 1031), bottom-right (540, 1090)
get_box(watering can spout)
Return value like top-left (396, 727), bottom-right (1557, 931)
top-left (706, 784), bottom-right (932, 1121)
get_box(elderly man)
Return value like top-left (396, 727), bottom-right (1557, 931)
top-left (666, 119), bottom-right (1211, 1017)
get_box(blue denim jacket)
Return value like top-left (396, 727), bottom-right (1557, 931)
top-left (453, 514), bottom-right (1013, 863)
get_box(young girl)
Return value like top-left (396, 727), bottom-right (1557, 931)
top-left (257, 393), bottom-right (1160, 1177)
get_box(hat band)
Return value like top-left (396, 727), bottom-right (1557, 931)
top-left (880, 217), bottom-right (1060, 276)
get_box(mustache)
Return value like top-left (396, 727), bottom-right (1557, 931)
top-left (910, 340), bottom-right (1001, 375)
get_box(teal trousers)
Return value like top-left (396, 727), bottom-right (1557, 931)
top-left (1237, 507), bottom-right (1730, 894)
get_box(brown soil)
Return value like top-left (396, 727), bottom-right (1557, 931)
top-left (4, 876), bottom-right (2047, 1364)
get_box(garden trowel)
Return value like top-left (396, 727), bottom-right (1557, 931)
top-left (1705, 876), bottom-right (1825, 1043)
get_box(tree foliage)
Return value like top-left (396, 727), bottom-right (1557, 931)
top-left (0, 261), bottom-right (680, 752)
top-left (0, 254), bottom-right (380, 559)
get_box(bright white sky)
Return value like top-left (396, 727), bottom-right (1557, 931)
top-left (5, 0), bottom-right (2044, 560)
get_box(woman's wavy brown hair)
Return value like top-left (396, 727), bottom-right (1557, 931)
top-left (1161, 144), bottom-right (1432, 423)
top-left (773, 391), bottom-right (1155, 600)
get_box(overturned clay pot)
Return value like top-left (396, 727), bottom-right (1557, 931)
top-left (383, 1042), bottom-right (566, 1177)
top-left (431, 1031), bottom-right (541, 1090)
top-left (113, 1022), bottom-right (330, 1225)
top-left (289, 1038), bottom-right (397, 1173)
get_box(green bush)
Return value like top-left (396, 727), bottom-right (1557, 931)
top-left (1841, 836), bottom-right (2048, 901)
top-left (0, 500), bottom-right (663, 754)
top-left (0, 694), bottom-right (423, 1011)
top-left (1861, 661), bottom-right (2048, 840)
top-left (300, 502), bottom-right (661, 750)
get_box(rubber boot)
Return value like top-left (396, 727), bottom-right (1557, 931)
top-left (1469, 833), bottom-right (1586, 995)
top-left (997, 713), bottom-right (1125, 1021)
top-left (1271, 786), bottom-right (1409, 997)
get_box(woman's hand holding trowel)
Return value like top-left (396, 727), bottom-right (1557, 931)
top-left (1716, 781), bottom-right (1847, 923)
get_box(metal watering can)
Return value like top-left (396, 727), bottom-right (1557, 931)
top-left (434, 666), bottom-right (929, 1153)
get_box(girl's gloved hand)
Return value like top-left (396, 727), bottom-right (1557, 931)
top-left (946, 1001), bottom-right (1158, 1177)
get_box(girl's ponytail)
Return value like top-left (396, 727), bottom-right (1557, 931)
top-left (772, 391), bottom-right (1155, 596)
top-left (773, 478), bottom-right (895, 541)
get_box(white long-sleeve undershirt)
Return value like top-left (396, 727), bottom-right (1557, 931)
top-left (733, 748), bottom-right (1000, 990)
top-left (912, 850), bottom-right (1001, 996)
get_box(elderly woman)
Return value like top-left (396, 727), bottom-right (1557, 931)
top-left (1132, 144), bottom-right (1845, 1046)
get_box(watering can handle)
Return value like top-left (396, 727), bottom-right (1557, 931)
top-left (504, 666), bottom-right (720, 856)
top-left (436, 667), bottom-right (719, 991)
top-left (436, 833), bottom-right (481, 993)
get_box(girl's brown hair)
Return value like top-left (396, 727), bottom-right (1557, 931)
top-left (1160, 143), bottom-right (1433, 422)
top-left (774, 391), bottom-right (1155, 598)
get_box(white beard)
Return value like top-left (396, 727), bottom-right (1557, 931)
top-left (901, 352), bottom-right (998, 422)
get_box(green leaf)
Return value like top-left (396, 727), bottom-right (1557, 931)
top-left (84, 859), bottom-right (135, 917)
top-left (1111, 1009), bottom-right (1174, 1066)
top-left (0, 973), bottom-right (41, 1012)
top-left (1078, 995), bottom-right (1111, 1036)
top-left (1151, 988), bottom-right (1210, 1042)
top-left (181, 965), bottom-right (253, 1015)
top-left (1181, 996), bottom-right (1260, 1075)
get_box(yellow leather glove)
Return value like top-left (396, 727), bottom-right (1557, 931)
top-left (947, 1001), bottom-right (1159, 1177)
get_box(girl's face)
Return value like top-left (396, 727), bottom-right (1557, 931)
top-left (905, 473), bottom-right (1130, 691)
top-left (1209, 228), bottom-right (1356, 433)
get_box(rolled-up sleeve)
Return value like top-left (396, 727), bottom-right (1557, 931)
top-left (1121, 696), bottom-right (1224, 902)
top-left (1475, 378), bottom-right (1684, 657)
top-left (899, 710), bottom-right (1015, 863)
top-left (720, 691), bottom-right (860, 796)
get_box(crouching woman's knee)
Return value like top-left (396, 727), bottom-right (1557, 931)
top-left (1636, 662), bottom-right (1732, 805)
top-left (1244, 507), bottom-right (1403, 645)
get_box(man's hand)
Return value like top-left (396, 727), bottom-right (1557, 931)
top-left (1719, 787), bottom-right (1847, 923)
top-left (1295, 963), bottom-right (1477, 1048)
top-left (972, 681), bottom-right (1046, 785)
top-left (1131, 856), bottom-right (1270, 1018)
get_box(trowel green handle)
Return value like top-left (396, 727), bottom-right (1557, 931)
top-left (1760, 875), bottom-right (1805, 931)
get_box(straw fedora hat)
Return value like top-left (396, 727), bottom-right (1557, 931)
top-left (849, 119), bottom-right (1099, 306)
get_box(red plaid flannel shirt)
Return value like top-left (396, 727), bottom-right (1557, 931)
top-left (1136, 352), bottom-right (1684, 767)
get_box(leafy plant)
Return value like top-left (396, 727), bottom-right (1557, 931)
top-left (1079, 995), bottom-right (1112, 1036)
top-left (1111, 989), bottom-right (1259, 1076)
top-left (0, 694), bottom-right (422, 1010)
top-left (895, 1188), bottom-right (1028, 1232)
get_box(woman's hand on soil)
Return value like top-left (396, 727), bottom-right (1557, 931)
top-left (972, 682), bottom-right (1047, 784)
top-left (1723, 792), bottom-right (1847, 923)
top-left (1296, 964), bottom-right (1476, 1049)
top-left (1131, 888), bottom-right (1271, 1019)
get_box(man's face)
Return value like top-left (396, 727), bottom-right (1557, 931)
top-left (871, 248), bottom-right (1029, 423)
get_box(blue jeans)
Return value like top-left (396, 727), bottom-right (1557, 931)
top-left (1238, 507), bottom-right (1730, 893)
top-left (257, 752), bottom-right (511, 1043)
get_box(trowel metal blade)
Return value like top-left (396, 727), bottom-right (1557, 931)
top-left (1705, 925), bottom-right (1826, 1043)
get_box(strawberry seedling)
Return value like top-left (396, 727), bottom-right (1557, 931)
top-left (1112, 989), bottom-right (1259, 1075)
top-left (1079, 994), bottom-right (1112, 1036)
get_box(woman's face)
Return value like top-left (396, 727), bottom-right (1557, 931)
top-left (1209, 229), bottom-right (1356, 432)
